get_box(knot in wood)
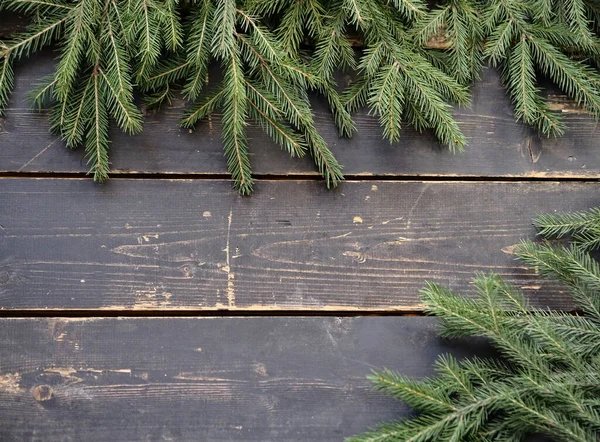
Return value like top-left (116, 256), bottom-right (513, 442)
top-left (32, 385), bottom-right (53, 402)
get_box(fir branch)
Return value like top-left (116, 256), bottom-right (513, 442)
top-left (182, 0), bottom-right (214, 100)
top-left (4, 0), bottom-right (600, 192)
top-left (533, 207), bottom-right (600, 243)
top-left (0, 56), bottom-right (15, 115)
top-left (181, 87), bottom-right (226, 128)
top-left (86, 71), bottom-right (111, 181)
top-left (351, 205), bottom-right (600, 441)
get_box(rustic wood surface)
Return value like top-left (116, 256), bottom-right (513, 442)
top-left (2, 178), bottom-right (597, 312)
top-left (1, 12), bottom-right (598, 441)
top-left (1, 51), bottom-right (599, 178)
top-left (0, 316), bottom-right (495, 441)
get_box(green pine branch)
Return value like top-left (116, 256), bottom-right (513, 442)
top-left (3, 0), bottom-right (600, 192)
top-left (150, 1), bottom-right (343, 193)
top-left (0, 0), bottom-right (177, 181)
top-left (350, 205), bottom-right (600, 441)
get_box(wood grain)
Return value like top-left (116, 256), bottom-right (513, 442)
top-left (1, 51), bottom-right (600, 178)
top-left (0, 316), bottom-right (495, 441)
top-left (1, 178), bottom-right (597, 311)
top-left (0, 13), bottom-right (25, 38)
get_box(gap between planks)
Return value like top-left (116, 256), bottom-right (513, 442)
top-left (1, 171), bottom-right (600, 183)
top-left (0, 309), bottom-right (426, 318)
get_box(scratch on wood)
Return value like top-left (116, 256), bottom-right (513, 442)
top-left (18, 138), bottom-right (59, 171)
top-left (330, 232), bottom-right (352, 239)
top-left (223, 209), bottom-right (235, 307)
top-left (406, 185), bottom-right (428, 229)
top-left (173, 373), bottom-right (239, 382)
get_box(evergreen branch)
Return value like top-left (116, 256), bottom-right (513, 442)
top-left (144, 59), bottom-right (190, 91)
top-left (277, 0), bottom-right (306, 55)
top-left (28, 75), bottom-right (56, 110)
top-left (304, 127), bottom-right (345, 188)
top-left (368, 368), bottom-right (457, 414)
top-left (413, 5), bottom-right (450, 47)
top-left (143, 84), bottom-right (174, 108)
top-left (318, 80), bottom-right (356, 138)
top-left (62, 73), bottom-right (94, 147)
top-left (156, 0), bottom-right (183, 52)
top-left (252, 41), bottom-right (344, 184)
top-left (6, 0), bottom-right (600, 194)
top-left (221, 50), bottom-right (253, 194)
top-left (244, 80), bottom-right (280, 116)
top-left (6, 0), bottom-right (72, 10)
top-left (402, 65), bottom-right (467, 151)
top-left (183, 1), bottom-right (213, 100)
top-left (85, 71), bottom-right (111, 182)
top-left (485, 20), bottom-right (516, 66)
top-left (139, 0), bottom-right (153, 76)
top-left (99, 70), bottom-right (143, 134)
top-left (343, 76), bottom-right (371, 114)
top-left (506, 397), bottom-right (592, 442)
top-left (515, 241), bottom-right (600, 321)
top-left (529, 36), bottom-right (600, 118)
top-left (247, 96), bottom-right (306, 158)
top-left (0, 56), bottom-right (15, 115)
top-left (312, 2), bottom-right (356, 80)
top-left (0, 15), bottom-right (67, 61)
top-left (533, 207), bottom-right (600, 243)
top-left (211, 0), bottom-right (236, 59)
top-left (353, 204), bottom-right (600, 441)
top-left (180, 87), bottom-right (226, 128)
top-left (105, 12), bottom-right (127, 96)
top-left (504, 38), bottom-right (552, 134)
top-left (391, 0), bottom-right (426, 19)
top-left (368, 62), bottom-right (404, 142)
top-left (54, 3), bottom-right (86, 101)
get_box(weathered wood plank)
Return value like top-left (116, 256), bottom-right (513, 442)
top-left (0, 316), bottom-right (494, 441)
top-left (0, 13), bottom-right (25, 37)
top-left (1, 51), bottom-right (599, 177)
top-left (1, 179), bottom-right (595, 311)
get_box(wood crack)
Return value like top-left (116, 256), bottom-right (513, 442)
top-left (223, 209), bottom-right (235, 308)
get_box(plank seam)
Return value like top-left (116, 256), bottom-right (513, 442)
top-left (0, 309), bottom-right (427, 318)
top-left (1, 172), bottom-right (600, 183)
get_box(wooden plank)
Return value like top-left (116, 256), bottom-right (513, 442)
top-left (0, 316), bottom-right (495, 441)
top-left (1, 51), bottom-right (599, 177)
top-left (0, 178), bottom-right (595, 311)
top-left (0, 13), bottom-right (25, 38)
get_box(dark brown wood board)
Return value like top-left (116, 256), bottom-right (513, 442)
top-left (2, 178), bottom-right (597, 312)
top-left (0, 316), bottom-right (495, 441)
top-left (0, 13), bottom-right (25, 37)
top-left (1, 51), bottom-right (600, 178)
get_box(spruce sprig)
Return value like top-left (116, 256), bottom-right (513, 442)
top-left (0, 0), bottom-right (179, 181)
top-left (146, 0), bottom-right (343, 194)
top-left (270, 0), bottom-right (471, 150)
top-left (3, 1), bottom-right (600, 192)
top-left (412, 0), bottom-right (484, 85)
top-left (350, 205), bottom-right (600, 442)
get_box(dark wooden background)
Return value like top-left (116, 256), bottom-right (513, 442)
top-left (1, 12), bottom-right (599, 441)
